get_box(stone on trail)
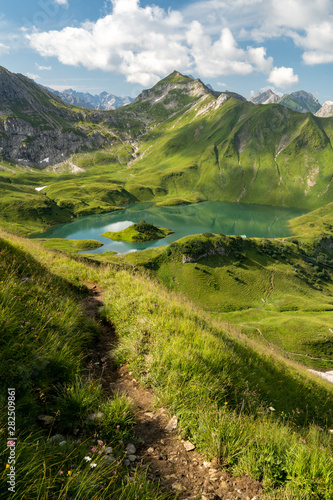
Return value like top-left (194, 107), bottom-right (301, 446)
top-left (165, 416), bottom-right (178, 431)
top-left (183, 440), bottom-right (195, 451)
top-left (128, 454), bottom-right (137, 462)
top-left (126, 443), bottom-right (136, 455)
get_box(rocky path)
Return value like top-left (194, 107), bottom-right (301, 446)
top-left (82, 282), bottom-right (263, 500)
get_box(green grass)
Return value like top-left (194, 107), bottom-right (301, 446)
top-left (122, 231), bottom-right (333, 370)
top-left (102, 220), bottom-right (173, 242)
top-left (36, 238), bottom-right (104, 253)
top-left (1, 229), bottom-right (333, 498)
top-left (0, 230), bottom-right (165, 499)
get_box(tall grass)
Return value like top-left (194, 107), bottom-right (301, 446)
top-left (0, 232), bottom-right (165, 499)
top-left (2, 229), bottom-right (333, 498)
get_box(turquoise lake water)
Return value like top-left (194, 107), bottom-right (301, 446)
top-left (35, 201), bottom-right (306, 254)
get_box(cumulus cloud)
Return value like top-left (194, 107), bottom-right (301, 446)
top-left (54, 0), bottom-right (69, 6)
top-left (292, 21), bottom-right (333, 65)
top-left (26, 0), bottom-right (274, 86)
top-left (268, 66), bottom-right (299, 88)
top-left (27, 0), bottom-right (191, 86)
top-left (186, 22), bottom-right (272, 77)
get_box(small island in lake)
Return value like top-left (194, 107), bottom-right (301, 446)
top-left (102, 219), bottom-right (174, 242)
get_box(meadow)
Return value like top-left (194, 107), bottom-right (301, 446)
top-left (1, 228), bottom-right (333, 498)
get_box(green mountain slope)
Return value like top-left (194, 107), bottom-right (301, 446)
top-left (278, 90), bottom-right (321, 114)
top-left (1, 69), bottom-right (333, 236)
top-left (1, 228), bottom-right (333, 499)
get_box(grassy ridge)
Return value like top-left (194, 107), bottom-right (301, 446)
top-left (0, 231), bottom-right (164, 499)
top-left (1, 230), bottom-right (333, 498)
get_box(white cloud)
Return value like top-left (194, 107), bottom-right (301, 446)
top-left (271, 0), bottom-right (331, 30)
top-left (187, 22), bottom-right (272, 77)
top-left (268, 66), bottom-right (299, 88)
top-left (0, 42), bottom-right (9, 55)
top-left (26, 0), bottom-right (274, 86)
top-left (35, 63), bottom-right (52, 70)
top-left (54, 0), bottom-right (69, 6)
top-left (292, 21), bottom-right (333, 65)
top-left (27, 0), bottom-right (191, 86)
top-left (26, 72), bottom-right (40, 80)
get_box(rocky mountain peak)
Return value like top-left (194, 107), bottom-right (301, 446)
top-left (315, 101), bottom-right (333, 118)
top-left (249, 89), bottom-right (280, 105)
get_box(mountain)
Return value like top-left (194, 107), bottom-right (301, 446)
top-left (1, 67), bottom-right (333, 219)
top-left (0, 66), bottom-right (114, 165)
top-left (278, 90), bottom-right (321, 113)
top-left (315, 100), bottom-right (333, 117)
top-left (249, 89), bottom-right (280, 104)
top-left (49, 87), bottom-right (134, 110)
top-left (250, 89), bottom-right (321, 113)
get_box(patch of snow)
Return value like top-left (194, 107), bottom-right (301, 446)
top-left (155, 95), bottom-right (165, 103)
top-left (18, 159), bottom-right (28, 162)
top-left (39, 157), bottom-right (50, 164)
top-left (35, 186), bottom-right (47, 192)
top-left (308, 369), bottom-right (333, 384)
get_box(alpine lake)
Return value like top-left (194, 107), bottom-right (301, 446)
top-left (34, 201), bottom-right (307, 254)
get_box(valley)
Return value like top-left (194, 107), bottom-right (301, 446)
top-left (1, 66), bottom-right (333, 499)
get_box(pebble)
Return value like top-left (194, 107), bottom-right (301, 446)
top-left (165, 416), bottom-right (178, 432)
top-left (128, 455), bottom-right (137, 462)
top-left (48, 434), bottom-right (64, 443)
top-left (59, 441), bottom-right (67, 447)
top-left (147, 447), bottom-right (154, 454)
top-left (104, 447), bottom-right (113, 454)
top-left (183, 440), bottom-right (195, 451)
top-left (126, 443), bottom-right (136, 455)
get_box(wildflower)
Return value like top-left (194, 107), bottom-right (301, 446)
top-left (7, 441), bottom-right (15, 446)
top-left (67, 388), bottom-right (70, 392)
top-left (90, 463), bottom-right (97, 468)
top-left (91, 447), bottom-right (97, 453)
top-left (67, 471), bottom-right (71, 476)
top-left (59, 471), bottom-right (63, 476)
top-left (116, 425), bottom-right (120, 429)
top-left (224, 402), bottom-right (228, 405)
top-left (84, 456), bottom-right (92, 462)
top-left (6, 464), bottom-right (10, 469)
top-left (97, 440), bottom-right (104, 446)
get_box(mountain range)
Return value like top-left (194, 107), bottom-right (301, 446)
top-left (1, 66), bottom-right (333, 230)
top-left (48, 87), bottom-right (134, 110)
top-left (47, 78), bottom-right (331, 117)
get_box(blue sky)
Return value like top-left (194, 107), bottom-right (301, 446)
top-left (0, 0), bottom-right (332, 102)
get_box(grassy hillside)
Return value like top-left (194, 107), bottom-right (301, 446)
top-left (120, 225), bottom-right (333, 371)
top-left (0, 230), bottom-right (164, 499)
top-left (1, 230), bottom-right (333, 499)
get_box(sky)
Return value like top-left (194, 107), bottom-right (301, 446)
top-left (0, 0), bottom-right (332, 102)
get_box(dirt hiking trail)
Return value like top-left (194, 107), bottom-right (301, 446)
top-left (81, 282), bottom-right (263, 500)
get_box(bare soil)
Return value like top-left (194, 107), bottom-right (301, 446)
top-left (81, 282), bottom-right (263, 500)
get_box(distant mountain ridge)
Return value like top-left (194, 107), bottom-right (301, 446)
top-left (249, 89), bottom-right (323, 114)
top-left (250, 89), bottom-right (280, 105)
top-left (48, 87), bottom-right (134, 110)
